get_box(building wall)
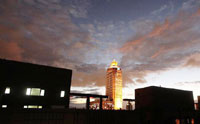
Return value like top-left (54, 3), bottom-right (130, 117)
top-left (198, 96), bottom-right (200, 110)
top-left (135, 86), bottom-right (195, 111)
top-left (114, 69), bottom-right (122, 109)
top-left (0, 59), bottom-right (72, 109)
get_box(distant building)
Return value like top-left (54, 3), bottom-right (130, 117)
top-left (126, 101), bottom-right (133, 110)
top-left (197, 96), bottom-right (200, 110)
top-left (135, 86), bottom-right (194, 111)
top-left (0, 59), bottom-right (72, 109)
top-left (106, 60), bottom-right (122, 110)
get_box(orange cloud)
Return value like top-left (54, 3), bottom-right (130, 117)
top-left (149, 19), bottom-right (169, 37)
top-left (184, 53), bottom-right (200, 67)
top-left (120, 8), bottom-right (200, 83)
top-left (0, 41), bottom-right (23, 61)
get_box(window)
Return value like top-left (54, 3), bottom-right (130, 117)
top-left (28, 105), bottom-right (38, 108)
top-left (31, 88), bottom-right (40, 96)
top-left (26, 88), bottom-right (45, 96)
top-left (24, 105), bottom-right (42, 109)
top-left (40, 90), bottom-right (45, 96)
top-left (38, 106), bottom-right (42, 109)
top-left (2, 105), bottom-right (7, 108)
top-left (60, 91), bottom-right (65, 97)
top-left (26, 88), bottom-right (31, 95)
top-left (5, 87), bottom-right (10, 94)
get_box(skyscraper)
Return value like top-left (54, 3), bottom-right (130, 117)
top-left (106, 60), bottom-right (122, 110)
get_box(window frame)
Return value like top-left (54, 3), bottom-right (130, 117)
top-left (26, 88), bottom-right (45, 96)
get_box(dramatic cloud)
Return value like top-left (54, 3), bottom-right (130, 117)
top-left (0, 41), bottom-right (23, 61)
top-left (0, 0), bottom-right (94, 66)
top-left (119, 8), bottom-right (200, 83)
top-left (184, 53), bottom-right (200, 67)
top-left (0, 0), bottom-right (106, 88)
top-left (68, 0), bottom-right (91, 18)
top-left (72, 68), bottom-right (106, 86)
top-left (1, 0), bottom-right (200, 95)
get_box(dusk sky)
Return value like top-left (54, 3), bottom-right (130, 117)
top-left (1, 0), bottom-right (200, 107)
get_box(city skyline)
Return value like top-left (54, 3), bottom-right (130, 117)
top-left (1, 0), bottom-right (200, 108)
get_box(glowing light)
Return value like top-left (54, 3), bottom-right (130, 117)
top-left (28, 105), bottom-right (38, 108)
top-left (60, 91), bottom-right (65, 97)
top-left (26, 88), bottom-right (45, 96)
top-left (114, 98), bottom-right (122, 110)
top-left (175, 119), bottom-right (180, 124)
top-left (110, 59), bottom-right (118, 68)
top-left (5, 87), bottom-right (10, 94)
top-left (26, 88), bottom-right (31, 95)
top-left (24, 105), bottom-right (42, 109)
top-left (31, 88), bottom-right (40, 96)
top-left (2, 105), bottom-right (7, 108)
top-left (40, 90), bottom-right (45, 96)
top-left (107, 60), bottom-right (123, 110)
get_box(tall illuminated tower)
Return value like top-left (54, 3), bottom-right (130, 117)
top-left (106, 60), bottom-right (122, 109)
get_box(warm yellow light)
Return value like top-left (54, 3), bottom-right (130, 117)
top-left (106, 59), bottom-right (123, 110)
top-left (114, 98), bottom-right (122, 110)
top-left (110, 59), bottom-right (118, 68)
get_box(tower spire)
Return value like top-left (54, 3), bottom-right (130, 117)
top-left (110, 59), bottom-right (118, 68)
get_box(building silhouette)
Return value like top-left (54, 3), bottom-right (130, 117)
top-left (0, 59), bottom-right (72, 109)
top-left (135, 86), bottom-right (195, 124)
top-left (106, 60), bottom-right (122, 110)
top-left (135, 86), bottom-right (194, 111)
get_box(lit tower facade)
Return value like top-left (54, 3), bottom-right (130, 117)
top-left (106, 60), bottom-right (122, 109)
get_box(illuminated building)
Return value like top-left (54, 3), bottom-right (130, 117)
top-left (106, 60), bottom-right (122, 110)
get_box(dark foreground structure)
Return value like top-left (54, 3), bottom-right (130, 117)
top-left (0, 59), bottom-right (200, 124)
top-left (135, 86), bottom-right (196, 124)
top-left (0, 106), bottom-right (200, 124)
top-left (0, 59), bottom-right (72, 109)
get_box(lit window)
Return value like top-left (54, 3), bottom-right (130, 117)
top-left (24, 105), bottom-right (43, 109)
top-left (2, 105), bottom-right (7, 108)
top-left (31, 88), bottom-right (40, 96)
top-left (26, 88), bottom-right (45, 96)
top-left (5, 87), bottom-right (10, 94)
top-left (26, 88), bottom-right (31, 95)
top-left (40, 90), bottom-right (45, 96)
top-left (28, 105), bottom-right (38, 108)
top-left (60, 91), bottom-right (65, 97)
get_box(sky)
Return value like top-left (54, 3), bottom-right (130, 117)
top-left (1, 0), bottom-right (200, 108)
